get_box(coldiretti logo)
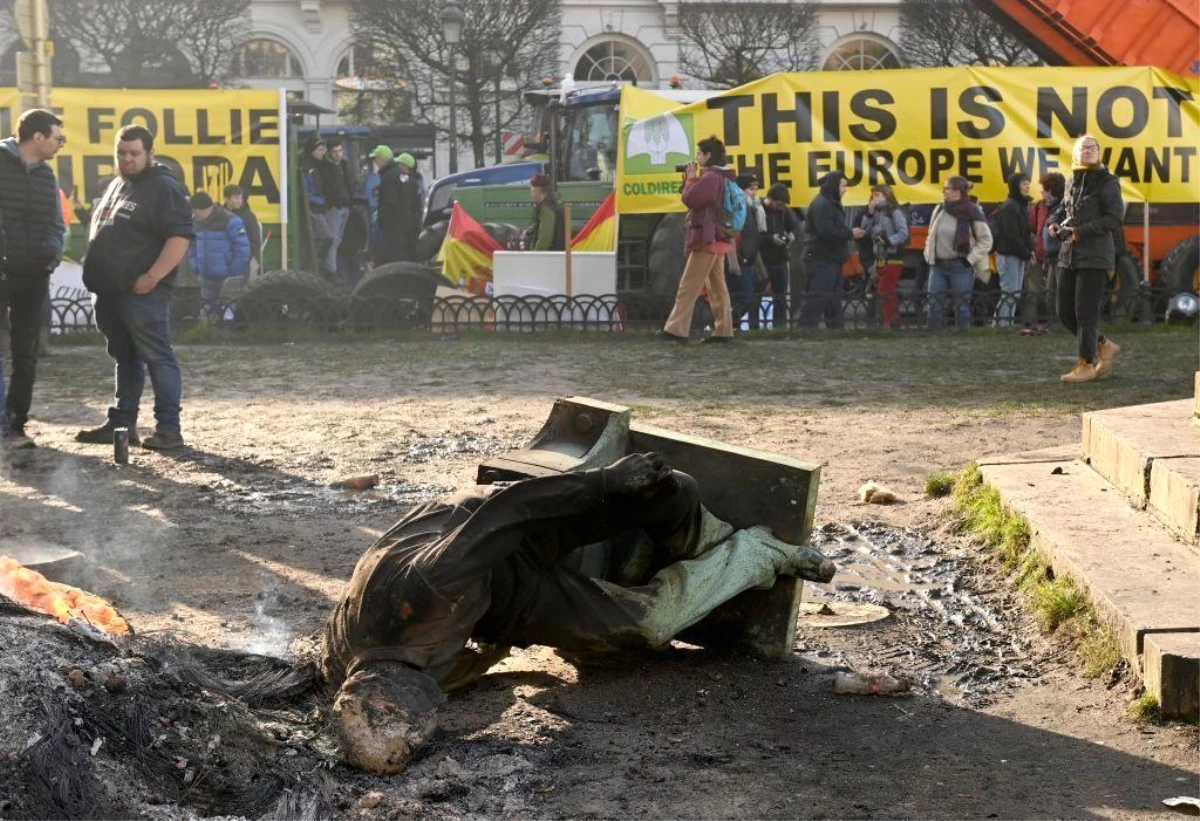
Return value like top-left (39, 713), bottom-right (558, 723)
top-left (623, 112), bottom-right (693, 175)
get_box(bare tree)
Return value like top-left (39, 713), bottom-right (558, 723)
top-left (677, 1), bottom-right (820, 89)
top-left (49, 0), bottom-right (250, 87)
top-left (900, 0), bottom-right (1040, 67)
top-left (350, 0), bottom-right (561, 169)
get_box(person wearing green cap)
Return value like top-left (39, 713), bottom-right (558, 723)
top-left (364, 145), bottom-right (393, 260)
top-left (376, 149), bottom-right (424, 264)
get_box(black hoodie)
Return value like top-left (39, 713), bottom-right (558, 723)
top-left (83, 164), bottom-right (194, 295)
top-left (802, 171), bottom-right (853, 265)
top-left (990, 173), bottom-right (1034, 258)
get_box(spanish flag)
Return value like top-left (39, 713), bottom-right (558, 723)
top-left (435, 202), bottom-right (504, 295)
top-left (570, 191), bottom-right (618, 252)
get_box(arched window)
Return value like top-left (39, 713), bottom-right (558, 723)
top-left (823, 37), bottom-right (903, 71)
top-left (336, 43), bottom-right (377, 79)
top-left (233, 39), bottom-right (305, 78)
top-left (573, 39), bottom-right (655, 84)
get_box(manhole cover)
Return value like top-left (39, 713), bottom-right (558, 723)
top-left (800, 600), bottom-right (891, 628)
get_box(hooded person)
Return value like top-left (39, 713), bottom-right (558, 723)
top-left (796, 171), bottom-right (853, 329)
top-left (75, 124), bottom-right (195, 450)
top-left (1048, 134), bottom-right (1124, 383)
top-left (921, 175), bottom-right (992, 331)
top-left (658, 135), bottom-right (736, 343)
top-left (991, 172), bottom-right (1035, 327)
top-left (725, 172), bottom-right (763, 329)
top-left (376, 149), bottom-right (423, 264)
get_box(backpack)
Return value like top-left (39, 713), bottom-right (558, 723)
top-left (717, 177), bottom-right (747, 240)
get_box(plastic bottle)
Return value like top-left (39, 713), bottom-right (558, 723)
top-left (833, 672), bottom-right (911, 695)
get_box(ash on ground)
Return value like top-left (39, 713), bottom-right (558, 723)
top-left (799, 521), bottom-right (1044, 704)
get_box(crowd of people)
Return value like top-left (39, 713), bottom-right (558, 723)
top-left (656, 133), bottom-right (1126, 382)
top-left (301, 137), bottom-right (426, 283)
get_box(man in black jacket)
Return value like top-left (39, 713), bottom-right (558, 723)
top-left (0, 109), bottom-right (66, 448)
top-left (75, 125), bottom-right (194, 450)
top-left (991, 173), bottom-right (1034, 327)
top-left (797, 171), bottom-right (851, 329)
top-left (760, 183), bottom-right (801, 329)
top-left (223, 184), bottom-right (262, 276)
top-left (376, 152), bottom-right (423, 264)
top-left (320, 140), bottom-right (354, 278)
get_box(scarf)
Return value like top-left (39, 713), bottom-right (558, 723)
top-left (750, 198), bottom-right (767, 233)
top-left (942, 197), bottom-right (986, 255)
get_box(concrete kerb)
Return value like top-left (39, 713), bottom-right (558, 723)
top-left (977, 455), bottom-right (1200, 713)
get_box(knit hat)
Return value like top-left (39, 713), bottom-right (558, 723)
top-left (190, 191), bottom-right (213, 209)
top-left (397, 152), bottom-right (416, 169)
top-left (736, 172), bottom-right (759, 191)
top-left (368, 145), bottom-right (394, 162)
top-left (529, 173), bottom-right (552, 189)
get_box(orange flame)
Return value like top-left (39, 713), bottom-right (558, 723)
top-left (0, 556), bottom-right (130, 634)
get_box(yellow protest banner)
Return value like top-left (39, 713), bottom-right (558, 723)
top-left (0, 87), bottom-right (287, 223)
top-left (617, 67), bottom-right (1200, 213)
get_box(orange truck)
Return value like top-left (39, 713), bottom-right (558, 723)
top-left (977, 0), bottom-right (1200, 300)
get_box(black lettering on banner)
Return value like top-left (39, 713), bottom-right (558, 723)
top-left (1096, 86), bottom-right (1148, 139)
top-left (998, 147), bottom-right (1036, 179)
top-left (1145, 146), bottom-right (1170, 182)
top-left (55, 155), bottom-right (74, 197)
top-left (198, 110), bottom-right (226, 144)
top-left (1176, 146), bottom-right (1196, 183)
top-left (821, 90), bottom-right (840, 142)
top-left (194, 156), bottom-right (236, 193)
top-left (120, 107), bottom-right (159, 135)
top-left (807, 151), bottom-right (832, 186)
top-left (961, 147), bottom-right (983, 181)
top-left (930, 148), bottom-right (955, 181)
top-left (1152, 86), bottom-right (1194, 138)
top-left (930, 88), bottom-right (948, 140)
top-left (239, 156), bottom-right (281, 203)
top-left (163, 110), bottom-right (193, 144)
top-left (760, 92), bottom-right (812, 144)
top-left (248, 109), bottom-right (279, 145)
top-left (83, 155), bottom-right (115, 202)
top-left (868, 150), bottom-right (895, 185)
top-left (767, 152), bottom-right (791, 186)
top-left (957, 87), bottom-right (1004, 139)
top-left (88, 108), bottom-right (116, 144)
top-left (1036, 87), bottom-right (1086, 138)
top-left (833, 151), bottom-right (863, 185)
top-left (1108, 146), bottom-right (1141, 181)
top-left (230, 109), bottom-right (244, 145)
top-left (1040, 147), bottom-right (1062, 171)
top-left (896, 149), bottom-right (926, 184)
top-left (707, 95), bottom-right (755, 145)
top-left (849, 90), bottom-right (896, 142)
top-left (731, 153), bottom-right (764, 176)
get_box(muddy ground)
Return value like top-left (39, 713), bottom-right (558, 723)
top-left (1, 328), bottom-right (1197, 819)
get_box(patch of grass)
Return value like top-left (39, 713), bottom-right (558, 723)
top-left (924, 471), bottom-right (956, 498)
top-left (1127, 692), bottom-right (1162, 725)
top-left (949, 463), bottom-right (1122, 674)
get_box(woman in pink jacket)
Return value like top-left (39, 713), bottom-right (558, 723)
top-left (657, 135), bottom-right (735, 344)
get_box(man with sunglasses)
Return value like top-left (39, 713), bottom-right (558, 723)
top-left (0, 109), bottom-right (66, 448)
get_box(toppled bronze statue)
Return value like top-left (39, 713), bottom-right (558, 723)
top-left (320, 452), bottom-right (836, 774)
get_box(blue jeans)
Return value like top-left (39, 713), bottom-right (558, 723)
top-left (995, 254), bottom-right (1026, 327)
top-left (927, 259), bottom-right (974, 331)
top-left (93, 288), bottom-right (182, 431)
top-left (725, 263), bottom-right (758, 330)
top-left (324, 207), bottom-right (350, 275)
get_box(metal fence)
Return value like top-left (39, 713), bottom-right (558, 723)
top-left (50, 286), bottom-right (1169, 336)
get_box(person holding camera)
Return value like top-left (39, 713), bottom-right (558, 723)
top-left (658, 136), bottom-right (735, 344)
top-left (855, 184), bottom-right (909, 330)
top-left (1048, 135), bottom-right (1124, 383)
top-left (759, 183), bottom-right (800, 329)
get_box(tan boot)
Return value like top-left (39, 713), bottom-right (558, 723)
top-left (1061, 359), bottom-right (1097, 383)
top-left (1095, 338), bottom-right (1121, 377)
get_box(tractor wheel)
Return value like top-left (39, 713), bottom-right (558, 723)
top-left (417, 220), bottom-right (449, 264)
top-left (349, 262), bottom-right (453, 329)
top-left (1158, 235), bottom-right (1200, 295)
top-left (234, 269), bottom-right (343, 328)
